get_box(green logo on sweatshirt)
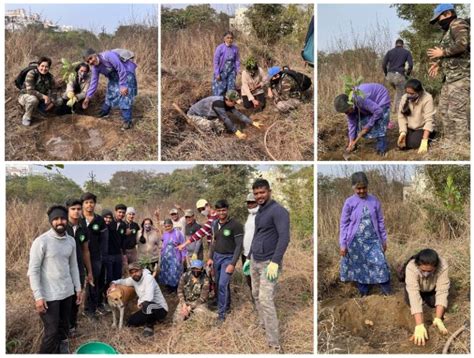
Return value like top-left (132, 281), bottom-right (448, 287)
top-left (132, 229), bottom-right (136, 234)
top-left (92, 224), bottom-right (99, 231)
top-left (79, 235), bottom-right (86, 242)
top-left (120, 229), bottom-right (124, 234)
top-left (223, 229), bottom-right (231, 237)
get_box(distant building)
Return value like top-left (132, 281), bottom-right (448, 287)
top-left (5, 8), bottom-right (73, 32)
top-left (229, 6), bottom-right (251, 35)
top-left (6, 165), bottom-right (33, 177)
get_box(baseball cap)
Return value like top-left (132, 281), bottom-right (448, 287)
top-left (430, 4), bottom-right (455, 24)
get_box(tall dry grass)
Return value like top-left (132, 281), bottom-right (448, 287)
top-left (161, 23), bottom-right (314, 161)
top-left (317, 166), bottom-right (470, 353)
top-left (6, 200), bottom-right (313, 353)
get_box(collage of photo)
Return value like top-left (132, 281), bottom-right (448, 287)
top-left (2, 1), bottom-right (471, 356)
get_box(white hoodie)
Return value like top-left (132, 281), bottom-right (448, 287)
top-left (113, 269), bottom-right (168, 311)
top-left (243, 209), bottom-right (258, 257)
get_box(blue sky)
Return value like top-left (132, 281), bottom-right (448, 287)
top-left (31, 164), bottom-right (305, 187)
top-left (318, 4), bottom-right (409, 52)
top-left (317, 164), bottom-right (416, 181)
top-left (5, 4), bottom-right (157, 33)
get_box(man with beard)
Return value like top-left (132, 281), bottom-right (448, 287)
top-left (427, 4), bottom-right (470, 145)
top-left (243, 179), bottom-right (290, 353)
top-left (65, 198), bottom-right (93, 338)
top-left (80, 192), bottom-right (108, 319)
top-left (27, 205), bottom-right (82, 353)
top-left (110, 263), bottom-right (168, 337)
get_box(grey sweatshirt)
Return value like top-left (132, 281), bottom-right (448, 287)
top-left (113, 269), bottom-right (168, 311)
top-left (27, 229), bottom-right (81, 302)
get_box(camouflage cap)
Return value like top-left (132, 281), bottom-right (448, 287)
top-left (225, 90), bottom-right (240, 102)
top-left (128, 262), bottom-right (142, 272)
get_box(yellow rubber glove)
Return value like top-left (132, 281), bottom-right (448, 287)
top-left (265, 262), bottom-right (279, 281)
top-left (242, 260), bottom-right (251, 276)
top-left (235, 130), bottom-right (247, 139)
top-left (191, 253), bottom-right (198, 261)
top-left (412, 324), bottom-right (428, 346)
top-left (66, 91), bottom-right (75, 99)
top-left (433, 317), bottom-right (448, 334)
top-left (418, 139), bottom-right (429, 154)
top-left (66, 97), bottom-right (77, 108)
top-left (397, 132), bottom-right (406, 149)
top-left (252, 121), bottom-right (263, 129)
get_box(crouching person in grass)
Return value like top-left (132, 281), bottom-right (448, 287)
top-left (27, 205), bottom-right (82, 354)
top-left (110, 263), bottom-right (168, 337)
top-left (173, 259), bottom-right (210, 323)
top-left (403, 249), bottom-right (450, 346)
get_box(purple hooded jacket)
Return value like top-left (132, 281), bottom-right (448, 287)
top-left (86, 50), bottom-right (137, 98)
top-left (213, 43), bottom-right (240, 78)
top-left (347, 83), bottom-right (391, 140)
top-left (339, 194), bottom-right (388, 249)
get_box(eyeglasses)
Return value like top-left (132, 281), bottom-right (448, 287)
top-left (197, 207), bottom-right (205, 212)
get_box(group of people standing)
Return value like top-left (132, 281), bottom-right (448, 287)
top-left (187, 31), bottom-right (312, 139)
top-left (27, 178), bottom-right (290, 353)
top-left (334, 4), bottom-right (470, 156)
top-left (17, 48), bottom-right (138, 130)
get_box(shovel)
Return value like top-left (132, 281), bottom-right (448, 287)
top-left (343, 132), bottom-right (365, 160)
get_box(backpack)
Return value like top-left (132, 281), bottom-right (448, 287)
top-left (273, 67), bottom-right (312, 99)
top-left (112, 48), bottom-right (135, 62)
top-left (14, 62), bottom-right (38, 90)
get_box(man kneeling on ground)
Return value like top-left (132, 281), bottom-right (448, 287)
top-left (109, 263), bottom-right (168, 337)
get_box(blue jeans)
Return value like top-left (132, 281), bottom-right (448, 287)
top-left (105, 254), bottom-right (123, 285)
top-left (213, 252), bottom-right (233, 319)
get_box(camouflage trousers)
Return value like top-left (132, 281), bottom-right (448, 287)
top-left (385, 72), bottom-right (406, 115)
top-left (172, 302), bottom-right (210, 323)
top-left (18, 93), bottom-right (62, 121)
top-left (187, 115), bottom-right (225, 134)
top-left (250, 259), bottom-right (280, 347)
top-left (438, 77), bottom-right (470, 142)
top-left (275, 98), bottom-right (300, 113)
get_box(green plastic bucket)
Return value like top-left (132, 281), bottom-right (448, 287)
top-left (75, 341), bottom-right (118, 354)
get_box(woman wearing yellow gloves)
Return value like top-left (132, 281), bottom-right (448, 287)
top-left (397, 79), bottom-right (435, 154)
top-left (404, 248), bottom-right (450, 346)
top-left (60, 63), bottom-right (91, 114)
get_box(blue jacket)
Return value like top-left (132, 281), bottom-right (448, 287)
top-left (249, 200), bottom-right (290, 265)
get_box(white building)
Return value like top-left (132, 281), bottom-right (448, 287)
top-left (6, 165), bottom-right (33, 177)
top-left (5, 8), bottom-right (73, 32)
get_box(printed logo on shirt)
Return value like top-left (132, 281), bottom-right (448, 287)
top-left (79, 234), bottom-right (86, 242)
top-left (120, 229), bottom-right (124, 234)
top-left (92, 224), bottom-right (99, 231)
top-left (132, 229), bottom-right (136, 234)
top-left (223, 229), bottom-right (231, 237)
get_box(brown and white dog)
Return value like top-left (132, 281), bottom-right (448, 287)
top-left (107, 285), bottom-right (137, 329)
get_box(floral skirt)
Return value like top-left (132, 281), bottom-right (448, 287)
top-left (105, 71), bottom-right (137, 110)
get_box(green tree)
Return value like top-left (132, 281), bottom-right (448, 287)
top-left (246, 4), bottom-right (295, 45)
top-left (392, 4), bottom-right (467, 96)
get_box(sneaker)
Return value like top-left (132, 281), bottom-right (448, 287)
top-left (59, 339), bottom-right (70, 354)
top-left (103, 303), bottom-right (112, 313)
top-left (97, 305), bottom-right (109, 315)
top-left (22, 118), bottom-right (31, 126)
top-left (377, 150), bottom-right (387, 157)
top-left (121, 122), bottom-right (132, 131)
top-left (143, 327), bottom-right (154, 337)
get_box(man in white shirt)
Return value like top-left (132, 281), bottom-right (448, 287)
top-left (242, 193), bottom-right (258, 290)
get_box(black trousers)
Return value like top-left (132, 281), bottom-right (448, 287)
top-left (85, 259), bottom-right (106, 313)
top-left (404, 286), bottom-right (436, 308)
top-left (241, 254), bottom-right (252, 289)
top-left (242, 93), bottom-right (266, 111)
top-left (39, 295), bottom-right (74, 353)
top-left (69, 275), bottom-right (85, 329)
top-left (127, 301), bottom-right (167, 328)
top-left (404, 129), bottom-right (436, 149)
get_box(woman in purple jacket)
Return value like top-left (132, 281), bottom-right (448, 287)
top-left (339, 172), bottom-right (391, 296)
top-left (82, 48), bottom-right (138, 130)
top-left (212, 31), bottom-right (240, 96)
